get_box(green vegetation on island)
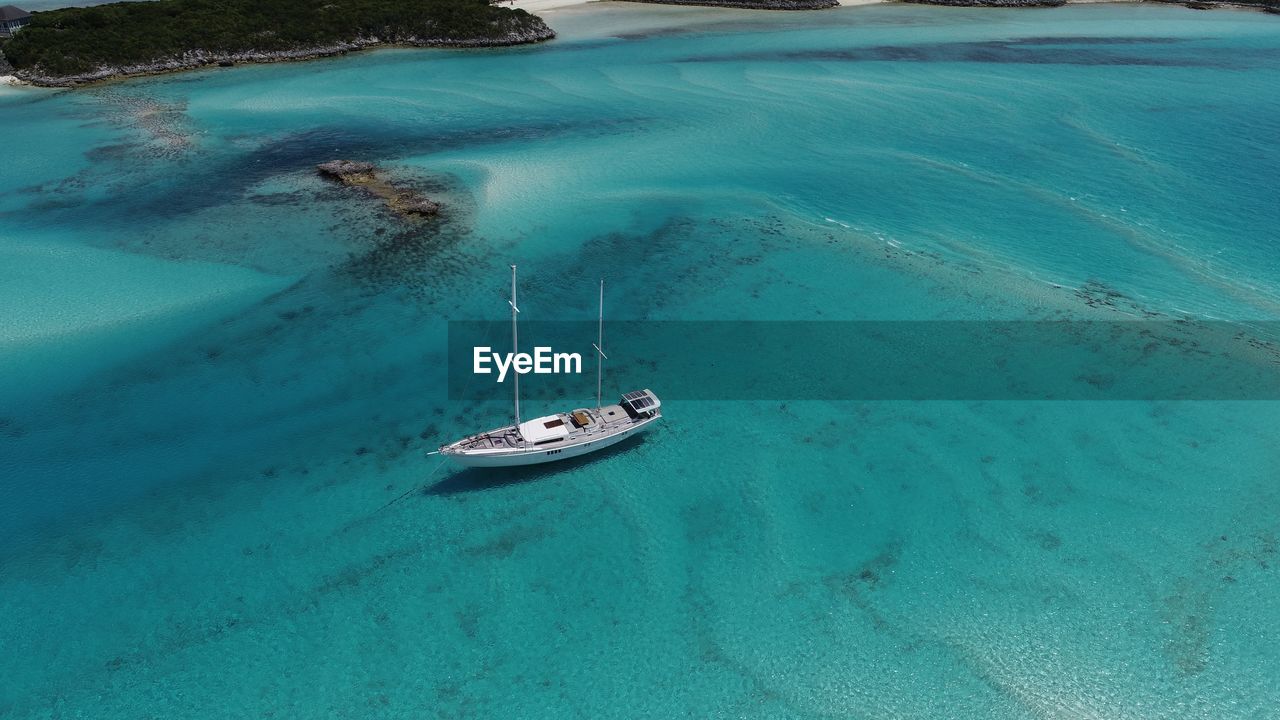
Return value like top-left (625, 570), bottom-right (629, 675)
top-left (0, 0), bottom-right (554, 85)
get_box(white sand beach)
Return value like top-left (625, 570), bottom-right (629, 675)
top-left (511, 0), bottom-right (608, 12)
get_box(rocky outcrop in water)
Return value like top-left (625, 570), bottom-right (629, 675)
top-left (318, 160), bottom-right (441, 219)
top-left (622, 0), bottom-right (838, 8)
top-left (1143, 0), bottom-right (1277, 8)
top-left (1152, 0), bottom-right (1280, 9)
top-left (1168, 0), bottom-right (1280, 10)
top-left (318, 160), bottom-right (379, 181)
top-left (11, 24), bottom-right (555, 88)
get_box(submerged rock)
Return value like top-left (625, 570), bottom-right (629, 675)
top-left (316, 160), bottom-right (440, 219)
top-left (391, 194), bottom-right (442, 216)
top-left (317, 160), bottom-right (377, 181)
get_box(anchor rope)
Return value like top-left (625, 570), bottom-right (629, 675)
top-left (377, 455), bottom-right (449, 512)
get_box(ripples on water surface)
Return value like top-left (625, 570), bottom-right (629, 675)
top-left (1, 4), bottom-right (1279, 718)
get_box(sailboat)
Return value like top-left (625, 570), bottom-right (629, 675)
top-left (439, 266), bottom-right (662, 468)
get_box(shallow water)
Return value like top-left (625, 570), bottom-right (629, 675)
top-left (2, 4), bottom-right (1279, 718)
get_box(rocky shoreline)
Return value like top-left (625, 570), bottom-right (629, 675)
top-left (1154, 0), bottom-right (1280, 10)
top-left (621, 0), bottom-right (839, 8)
top-left (11, 25), bottom-right (554, 88)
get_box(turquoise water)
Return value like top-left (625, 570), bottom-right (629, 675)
top-left (3, 3), bottom-right (1280, 717)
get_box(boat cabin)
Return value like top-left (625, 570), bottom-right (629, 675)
top-left (518, 416), bottom-right (570, 446)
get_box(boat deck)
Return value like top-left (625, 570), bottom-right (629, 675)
top-left (441, 389), bottom-right (661, 463)
top-left (457, 428), bottom-right (522, 450)
top-left (450, 404), bottom-right (642, 453)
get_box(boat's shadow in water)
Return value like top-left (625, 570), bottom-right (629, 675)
top-left (426, 434), bottom-right (648, 496)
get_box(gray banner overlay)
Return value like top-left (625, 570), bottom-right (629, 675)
top-left (448, 321), bottom-right (1280, 401)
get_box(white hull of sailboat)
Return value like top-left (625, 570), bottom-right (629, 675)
top-left (443, 414), bottom-right (659, 468)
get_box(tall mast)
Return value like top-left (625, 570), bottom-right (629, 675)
top-left (510, 264), bottom-right (520, 427)
top-left (593, 279), bottom-right (607, 411)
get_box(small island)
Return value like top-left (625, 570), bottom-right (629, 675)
top-left (0, 0), bottom-right (554, 87)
